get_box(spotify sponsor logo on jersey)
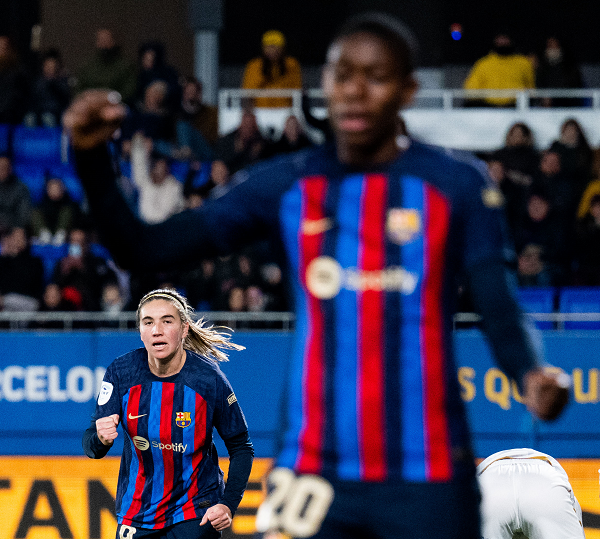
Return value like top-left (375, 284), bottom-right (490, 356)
top-left (132, 436), bottom-right (188, 453)
top-left (305, 256), bottom-right (419, 300)
top-left (0, 365), bottom-right (106, 403)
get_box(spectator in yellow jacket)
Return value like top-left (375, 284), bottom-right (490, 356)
top-left (464, 32), bottom-right (534, 107)
top-left (242, 30), bottom-right (302, 108)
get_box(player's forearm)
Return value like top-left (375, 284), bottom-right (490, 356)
top-left (74, 144), bottom-right (149, 269)
top-left (221, 430), bottom-right (254, 515)
top-left (468, 258), bottom-right (540, 388)
top-left (82, 422), bottom-right (112, 459)
top-left (73, 144), bottom-right (220, 272)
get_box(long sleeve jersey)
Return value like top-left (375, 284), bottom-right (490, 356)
top-left (82, 349), bottom-right (253, 529)
top-left (76, 139), bottom-right (540, 484)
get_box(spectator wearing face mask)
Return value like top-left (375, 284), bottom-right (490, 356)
top-left (52, 227), bottom-right (117, 311)
top-left (463, 31), bottom-right (534, 107)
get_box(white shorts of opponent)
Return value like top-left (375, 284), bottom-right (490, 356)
top-left (477, 448), bottom-right (585, 539)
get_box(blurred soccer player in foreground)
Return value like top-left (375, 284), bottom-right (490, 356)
top-left (82, 289), bottom-right (253, 538)
top-left (66, 12), bottom-right (569, 539)
top-left (478, 448), bottom-right (585, 539)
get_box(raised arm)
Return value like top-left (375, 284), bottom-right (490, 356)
top-left (63, 90), bottom-right (279, 273)
top-left (456, 158), bottom-right (569, 422)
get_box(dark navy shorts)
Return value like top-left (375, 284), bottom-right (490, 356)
top-left (308, 476), bottom-right (481, 539)
top-left (116, 519), bottom-right (220, 539)
top-left (259, 467), bottom-right (481, 539)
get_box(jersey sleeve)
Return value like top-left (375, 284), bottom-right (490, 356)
top-left (456, 161), bottom-right (541, 384)
top-left (83, 362), bottom-right (122, 459)
top-left (457, 163), bottom-right (512, 271)
top-left (74, 144), bottom-right (284, 273)
top-left (212, 370), bottom-right (249, 441)
top-left (93, 363), bottom-right (122, 420)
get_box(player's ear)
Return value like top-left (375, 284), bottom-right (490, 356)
top-left (399, 75), bottom-right (418, 108)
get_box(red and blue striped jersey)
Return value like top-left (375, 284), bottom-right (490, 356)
top-left (94, 349), bottom-right (248, 529)
top-left (199, 141), bottom-right (521, 483)
top-left (77, 139), bottom-right (536, 485)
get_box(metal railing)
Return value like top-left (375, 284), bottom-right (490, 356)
top-left (218, 88), bottom-right (600, 111)
top-left (453, 312), bottom-right (600, 331)
top-left (0, 311), bottom-right (599, 331)
top-left (0, 311), bottom-right (296, 331)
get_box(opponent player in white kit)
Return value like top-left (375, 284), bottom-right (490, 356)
top-left (477, 448), bottom-right (585, 539)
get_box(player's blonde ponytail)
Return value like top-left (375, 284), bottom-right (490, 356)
top-left (136, 288), bottom-right (244, 362)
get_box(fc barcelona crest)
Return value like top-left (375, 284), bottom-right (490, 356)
top-left (176, 412), bottom-right (191, 428)
top-left (386, 208), bottom-right (421, 245)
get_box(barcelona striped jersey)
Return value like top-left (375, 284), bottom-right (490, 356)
top-left (203, 140), bottom-right (509, 483)
top-left (93, 349), bottom-right (248, 529)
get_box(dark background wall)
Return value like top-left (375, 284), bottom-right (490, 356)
top-left (39, 0), bottom-right (195, 77)
top-left (2, 0), bottom-right (600, 81)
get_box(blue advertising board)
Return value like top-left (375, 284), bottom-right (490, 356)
top-left (0, 329), bottom-right (598, 458)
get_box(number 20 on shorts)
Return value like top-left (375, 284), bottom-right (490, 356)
top-left (256, 467), bottom-right (335, 538)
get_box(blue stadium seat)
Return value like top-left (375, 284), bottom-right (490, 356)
top-left (558, 287), bottom-right (600, 329)
top-left (90, 243), bottom-right (112, 260)
top-left (12, 163), bottom-right (46, 204)
top-left (30, 243), bottom-right (68, 284)
top-left (118, 160), bottom-right (131, 179)
top-left (169, 160), bottom-right (189, 183)
top-left (186, 162), bottom-right (212, 190)
top-left (516, 287), bottom-right (556, 330)
top-left (0, 123), bottom-right (10, 155)
top-left (12, 126), bottom-right (63, 167)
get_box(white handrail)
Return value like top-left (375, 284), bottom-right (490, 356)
top-left (1, 311), bottom-right (599, 331)
top-left (219, 88), bottom-right (600, 111)
top-left (217, 88), bottom-right (600, 150)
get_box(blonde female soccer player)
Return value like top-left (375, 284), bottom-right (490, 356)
top-left (83, 288), bottom-right (253, 538)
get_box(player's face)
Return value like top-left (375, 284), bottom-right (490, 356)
top-left (139, 299), bottom-right (189, 364)
top-left (323, 32), bottom-right (416, 156)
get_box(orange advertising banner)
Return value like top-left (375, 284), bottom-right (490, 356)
top-left (0, 457), bottom-right (598, 539)
top-left (0, 457), bottom-right (271, 539)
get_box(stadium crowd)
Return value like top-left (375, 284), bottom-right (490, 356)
top-left (0, 26), bottom-right (599, 317)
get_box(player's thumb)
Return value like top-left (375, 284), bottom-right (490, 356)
top-left (200, 512), bottom-right (209, 526)
top-left (110, 414), bottom-right (120, 426)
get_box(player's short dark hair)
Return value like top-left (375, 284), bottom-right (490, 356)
top-left (330, 11), bottom-right (419, 77)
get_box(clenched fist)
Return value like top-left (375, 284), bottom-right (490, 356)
top-left (96, 414), bottom-right (120, 445)
top-left (63, 89), bottom-right (127, 150)
top-left (523, 367), bottom-right (570, 421)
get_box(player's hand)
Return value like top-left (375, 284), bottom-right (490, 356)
top-left (96, 414), bottom-right (120, 445)
top-left (63, 89), bottom-right (127, 150)
top-left (523, 367), bottom-right (570, 421)
top-left (200, 503), bottom-right (233, 531)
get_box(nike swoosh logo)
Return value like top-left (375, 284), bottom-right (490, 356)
top-left (128, 413), bottom-right (147, 420)
top-left (303, 218), bottom-right (333, 236)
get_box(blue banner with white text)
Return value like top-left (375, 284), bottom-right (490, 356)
top-left (0, 330), bottom-right (598, 458)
